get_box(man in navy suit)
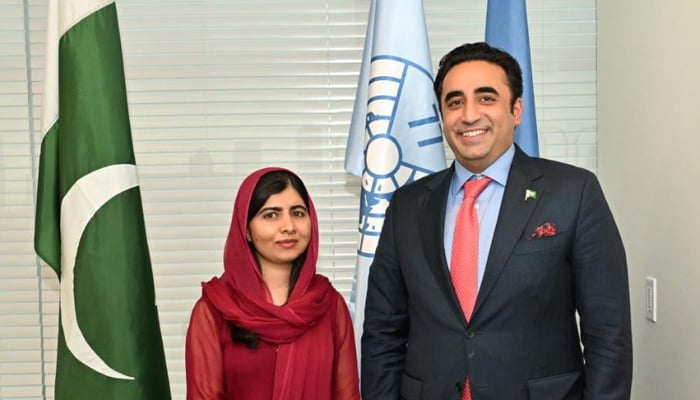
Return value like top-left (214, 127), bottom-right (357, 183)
top-left (361, 42), bottom-right (632, 400)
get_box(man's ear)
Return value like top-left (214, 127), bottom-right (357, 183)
top-left (512, 97), bottom-right (523, 126)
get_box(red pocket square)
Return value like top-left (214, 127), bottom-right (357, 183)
top-left (530, 222), bottom-right (557, 239)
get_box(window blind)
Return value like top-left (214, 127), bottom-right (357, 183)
top-left (1, 1), bottom-right (45, 399)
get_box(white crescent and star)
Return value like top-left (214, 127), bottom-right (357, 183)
top-left (59, 163), bottom-right (138, 380)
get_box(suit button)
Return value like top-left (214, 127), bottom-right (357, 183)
top-left (468, 351), bottom-right (475, 358)
top-left (465, 330), bottom-right (476, 339)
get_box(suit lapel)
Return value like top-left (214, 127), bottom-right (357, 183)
top-left (417, 167), bottom-right (466, 318)
top-left (473, 148), bottom-right (544, 317)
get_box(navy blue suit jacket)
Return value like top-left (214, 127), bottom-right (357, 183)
top-left (361, 146), bottom-right (632, 400)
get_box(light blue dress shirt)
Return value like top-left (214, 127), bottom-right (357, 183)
top-left (444, 145), bottom-right (515, 289)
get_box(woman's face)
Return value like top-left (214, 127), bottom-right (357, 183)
top-left (246, 185), bottom-right (311, 271)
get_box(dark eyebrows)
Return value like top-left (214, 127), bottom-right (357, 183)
top-left (443, 90), bottom-right (464, 104)
top-left (474, 86), bottom-right (499, 96)
top-left (442, 86), bottom-right (500, 104)
top-left (257, 204), bottom-right (307, 215)
top-left (257, 206), bottom-right (282, 216)
top-left (290, 205), bottom-right (308, 213)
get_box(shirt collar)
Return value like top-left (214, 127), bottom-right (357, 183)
top-left (451, 144), bottom-right (515, 195)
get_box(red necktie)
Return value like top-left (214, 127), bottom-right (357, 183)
top-left (450, 176), bottom-right (491, 400)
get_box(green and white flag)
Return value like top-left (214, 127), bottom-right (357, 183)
top-left (34, 0), bottom-right (171, 398)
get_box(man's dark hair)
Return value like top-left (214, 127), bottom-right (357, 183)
top-left (433, 42), bottom-right (523, 111)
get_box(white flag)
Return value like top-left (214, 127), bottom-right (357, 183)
top-left (345, 0), bottom-right (447, 353)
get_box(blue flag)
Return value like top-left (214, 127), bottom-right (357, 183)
top-left (345, 0), bottom-right (447, 349)
top-left (486, 0), bottom-right (540, 156)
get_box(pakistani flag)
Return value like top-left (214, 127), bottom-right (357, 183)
top-left (34, 0), bottom-right (171, 398)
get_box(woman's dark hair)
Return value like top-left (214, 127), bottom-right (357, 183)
top-left (433, 42), bottom-right (523, 112)
top-left (231, 170), bottom-right (311, 349)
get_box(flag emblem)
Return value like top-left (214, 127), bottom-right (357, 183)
top-left (358, 55), bottom-right (443, 258)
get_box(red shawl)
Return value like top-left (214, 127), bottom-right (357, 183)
top-left (202, 167), bottom-right (334, 399)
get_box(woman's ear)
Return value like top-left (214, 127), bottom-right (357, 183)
top-left (246, 229), bottom-right (252, 242)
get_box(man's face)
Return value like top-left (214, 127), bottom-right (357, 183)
top-left (439, 60), bottom-right (522, 173)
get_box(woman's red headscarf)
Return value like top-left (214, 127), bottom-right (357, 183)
top-left (202, 167), bottom-right (335, 399)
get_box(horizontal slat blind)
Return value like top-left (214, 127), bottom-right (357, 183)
top-left (117, 5), bottom-right (366, 391)
top-left (0, 0), bottom-right (596, 398)
top-left (1, 0), bottom-right (46, 399)
top-left (527, 2), bottom-right (597, 171)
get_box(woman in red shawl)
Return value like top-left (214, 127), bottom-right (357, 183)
top-left (186, 167), bottom-right (359, 400)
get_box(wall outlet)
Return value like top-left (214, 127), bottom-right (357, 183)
top-left (645, 277), bottom-right (657, 323)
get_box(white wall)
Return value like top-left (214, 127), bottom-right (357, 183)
top-left (598, 1), bottom-right (700, 398)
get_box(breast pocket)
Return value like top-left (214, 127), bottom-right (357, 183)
top-left (501, 233), bottom-right (572, 295)
top-left (512, 231), bottom-right (569, 256)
